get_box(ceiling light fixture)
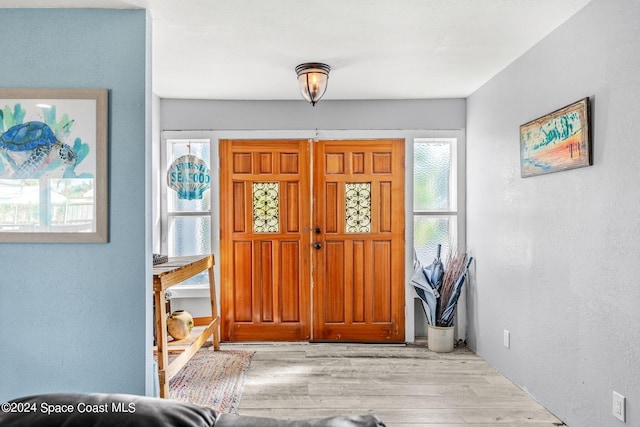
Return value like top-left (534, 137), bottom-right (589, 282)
top-left (295, 62), bottom-right (330, 106)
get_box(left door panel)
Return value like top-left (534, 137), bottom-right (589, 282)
top-left (220, 140), bottom-right (311, 341)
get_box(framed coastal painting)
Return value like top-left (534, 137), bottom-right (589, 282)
top-left (0, 88), bottom-right (108, 242)
top-left (520, 97), bottom-right (592, 178)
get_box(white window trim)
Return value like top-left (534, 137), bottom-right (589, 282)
top-left (410, 134), bottom-right (467, 341)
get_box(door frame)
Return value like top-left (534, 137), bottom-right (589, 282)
top-left (161, 128), bottom-right (466, 343)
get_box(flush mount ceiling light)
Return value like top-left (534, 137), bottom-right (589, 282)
top-left (295, 62), bottom-right (331, 106)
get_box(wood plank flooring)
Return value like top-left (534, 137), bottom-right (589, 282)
top-left (222, 342), bottom-right (564, 427)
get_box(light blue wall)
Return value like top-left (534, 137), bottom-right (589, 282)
top-left (0, 9), bottom-right (151, 400)
top-left (466, 0), bottom-right (639, 425)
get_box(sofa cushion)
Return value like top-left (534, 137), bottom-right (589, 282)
top-left (0, 393), bottom-right (218, 427)
top-left (215, 413), bottom-right (386, 427)
top-left (0, 393), bottom-right (385, 427)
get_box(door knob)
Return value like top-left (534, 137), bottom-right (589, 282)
top-left (313, 242), bottom-right (322, 250)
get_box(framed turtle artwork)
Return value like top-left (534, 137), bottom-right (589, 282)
top-left (0, 88), bottom-right (108, 243)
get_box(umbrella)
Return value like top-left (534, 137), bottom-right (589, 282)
top-left (411, 245), bottom-right (445, 326)
top-left (410, 251), bottom-right (437, 325)
top-left (423, 244), bottom-right (444, 295)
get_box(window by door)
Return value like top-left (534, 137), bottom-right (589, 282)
top-left (162, 139), bottom-right (212, 286)
top-left (413, 138), bottom-right (459, 261)
top-left (412, 136), bottom-right (467, 339)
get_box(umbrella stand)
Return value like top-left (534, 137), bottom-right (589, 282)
top-left (428, 324), bottom-right (455, 352)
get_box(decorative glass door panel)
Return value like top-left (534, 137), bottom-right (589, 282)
top-left (345, 183), bottom-right (371, 233)
top-left (252, 182), bottom-right (279, 233)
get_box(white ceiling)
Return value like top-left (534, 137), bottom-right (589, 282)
top-left (6, 0), bottom-right (592, 100)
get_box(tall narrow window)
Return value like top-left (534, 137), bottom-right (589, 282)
top-left (413, 138), bottom-right (458, 261)
top-left (165, 139), bottom-right (211, 285)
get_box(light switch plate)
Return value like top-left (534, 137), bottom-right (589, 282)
top-left (613, 391), bottom-right (625, 422)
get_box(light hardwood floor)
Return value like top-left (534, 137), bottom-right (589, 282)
top-left (222, 342), bottom-right (564, 427)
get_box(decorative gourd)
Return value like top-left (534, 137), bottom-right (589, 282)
top-left (167, 310), bottom-right (194, 340)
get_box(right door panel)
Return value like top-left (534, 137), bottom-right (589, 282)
top-left (312, 139), bottom-right (405, 342)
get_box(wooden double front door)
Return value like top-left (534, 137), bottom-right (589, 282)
top-left (220, 139), bottom-right (404, 342)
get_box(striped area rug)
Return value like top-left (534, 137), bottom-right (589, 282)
top-left (168, 348), bottom-right (254, 414)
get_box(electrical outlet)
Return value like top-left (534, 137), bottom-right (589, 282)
top-left (613, 391), bottom-right (625, 422)
top-left (503, 330), bottom-right (510, 349)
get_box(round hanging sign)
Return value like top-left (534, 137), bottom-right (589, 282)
top-left (167, 154), bottom-right (211, 200)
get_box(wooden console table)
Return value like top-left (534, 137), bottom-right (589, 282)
top-left (153, 254), bottom-right (220, 398)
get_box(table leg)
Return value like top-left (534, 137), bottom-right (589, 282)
top-left (154, 288), bottom-right (169, 398)
top-left (208, 265), bottom-right (220, 351)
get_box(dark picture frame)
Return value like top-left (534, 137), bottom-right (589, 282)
top-left (520, 97), bottom-right (592, 178)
